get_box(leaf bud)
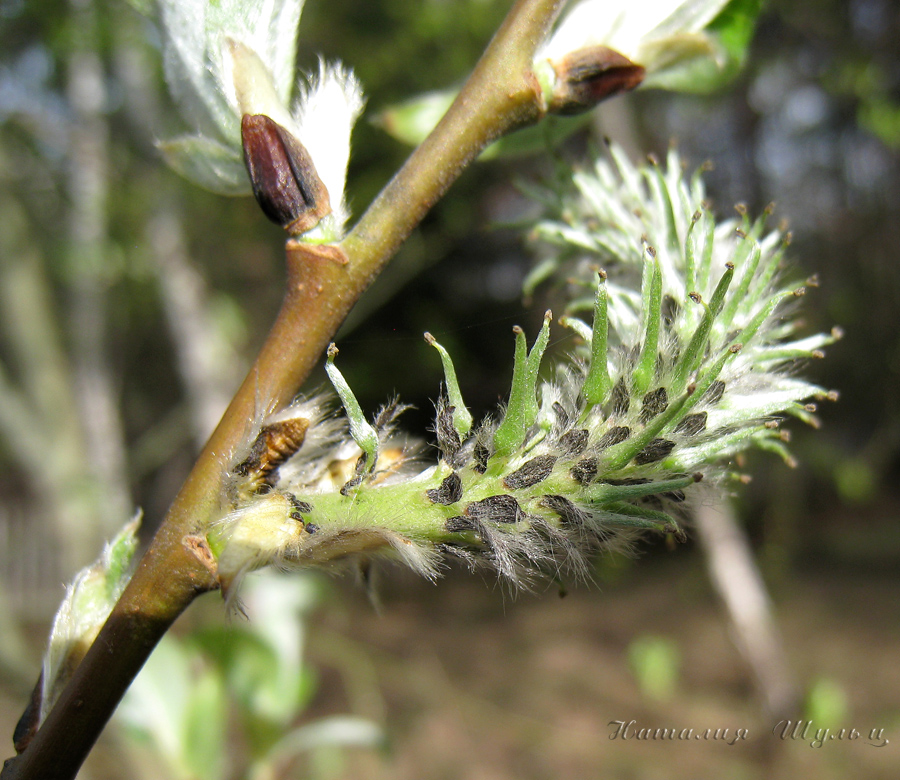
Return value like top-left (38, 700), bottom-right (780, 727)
top-left (547, 46), bottom-right (645, 115)
top-left (241, 114), bottom-right (332, 235)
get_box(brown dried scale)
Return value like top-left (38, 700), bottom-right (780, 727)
top-left (234, 417), bottom-right (310, 490)
top-left (240, 114), bottom-right (331, 234)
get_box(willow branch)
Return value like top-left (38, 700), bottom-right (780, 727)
top-left (2, 1), bottom-right (563, 778)
top-left (342, 0), bottom-right (562, 273)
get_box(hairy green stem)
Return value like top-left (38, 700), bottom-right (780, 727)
top-left (2, 1), bottom-right (563, 778)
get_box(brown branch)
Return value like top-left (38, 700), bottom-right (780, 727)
top-left (342, 0), bottom-right (560, 270)
top-left (1, 1), bottom-right (564, 778)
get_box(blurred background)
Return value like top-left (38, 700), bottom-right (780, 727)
top-left (1, 0), bottom-right (899, 778)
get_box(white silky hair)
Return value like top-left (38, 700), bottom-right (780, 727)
top-left (292, 60), bottom-right (366, 234)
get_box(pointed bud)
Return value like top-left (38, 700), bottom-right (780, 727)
top-left (30, 518), bottom-right (140, 736)
top-left (241, 114), bottom-right (331, 235)
top-left (493, 312), bottom-right (552, 459)
top-left (548, 46), bottom-right (645, 115)
top-left (424, 333), bottom-right (473, 439)
top-left (325, 344), bottom-right (379, 473)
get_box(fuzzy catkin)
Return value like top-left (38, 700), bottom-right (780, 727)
top-left (206, 147), bottom-right (838, 597)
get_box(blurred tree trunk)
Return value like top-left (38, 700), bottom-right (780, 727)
top-left (149, 209), bottom-right (240, 448)
top-left (64, 0), bottom-right (131, 562)
top-left (0, 197), bottom-right (102, 580)
top-left (695, 501), bottom-right (799, 718)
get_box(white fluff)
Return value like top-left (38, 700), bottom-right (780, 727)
top-left (293, 60), bottom-right (366, 236)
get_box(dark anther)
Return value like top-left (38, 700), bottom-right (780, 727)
top-left (340, 475), bottom-right (364, 496)
top-left (435, 397), bottom-right (462, 461)
top-left (634, 438), bottom-right (676, 465)
top-left (597, 426), bottom-right (630, 448)
top-left (465, 494), bottom-right (525, 524)
top-left (473, 440), bottom-right (490, 474)
top-left (552, 401), bottom-right (571, 427)
top-left (446, 516), bottom-right (475, 533)
top-left (426, 472), bottom-right (463, 505)
top-left (287, 494), bottom-right (313, 520)
top-left (702, 380), bottom-right (726, 405)
top-left (558, 428), bottom-right (589, 456)
top-left (661, 295), bottom-right (679, 326)
top-left (570, 456), bottom-right (599, 485)
top-left (639, 387), bottom-right (669, 424)
top-left (674, 411), bottom-right (708, 436)
top-left (609, 378), bottom-right (630, 417)
top-left (504, 455), bottom-right (557, 490)
top-left (373, 397), bottom-right (406, 433)
top-left (541, 494), bottom-right (589, 526)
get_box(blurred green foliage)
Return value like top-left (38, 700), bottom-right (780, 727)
top-left (627, 635), bottom-right (681, 702)
top-left (803, 678), bottom-right (850, 726)
top-left (116, 571), bottom-right (383, 780)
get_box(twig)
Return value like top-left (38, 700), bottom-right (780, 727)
top-left (1, 2), bottom-right (563, 777)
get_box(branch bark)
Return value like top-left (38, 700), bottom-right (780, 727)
top-left (2, 1), bottom-right (563, 777)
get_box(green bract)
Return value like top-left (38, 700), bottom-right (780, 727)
top-left (39, 518), bottom-right (140, 724)
top-left (205, 147), bottom-right (836, 596)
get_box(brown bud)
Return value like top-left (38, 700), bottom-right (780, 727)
top-left (234, 416), bottom-right (311, 492)
top-left (13, 675), bottom-right (42, 754)
top-left (549, 46), bottom-right (645, 116)
top-left (241, 114), bottom-right (331, 235)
